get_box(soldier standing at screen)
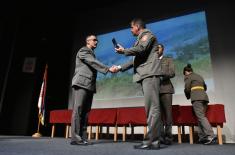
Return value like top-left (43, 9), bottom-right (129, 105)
top-left (183, 64), bottom-right (216, 145)
top-left (157, 43), bottom-right (175, 145)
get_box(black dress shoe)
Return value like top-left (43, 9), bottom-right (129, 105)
top-left (134, 142), bottom-right (160, 150)
top-left (70, 141), bottom-right (85, 145)
top-left (160, 140), bottom-right (165, 144)
top-left (198, 138), bottom-right (207, 144)
top-left (134, 144), bottom-right (151, 150)
top-left (82, 139), bottom-right (93, 145)
top-left (70, 140), bottom-right (92, 145)
top-left (199, 136), bottom-right (211, 144)
top-left (150, 140), bottom-right (160, 149)
top-left (203, 136), bottom-right (217, 145)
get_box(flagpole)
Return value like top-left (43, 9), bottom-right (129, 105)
top-left (32, 110), bottom-right (42, 138)
top-left (32, 64), bottom-right (48, 138)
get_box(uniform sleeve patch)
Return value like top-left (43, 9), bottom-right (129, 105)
top-left (141, 35), bottom-right (148, 42)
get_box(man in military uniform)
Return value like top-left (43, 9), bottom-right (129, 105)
top-left (115, 18), bottom-right (162, 150)
top-left (183, 64), bottom-right (216, 145)
top-left (157, 44), bottom-right (175, 145)
top-left (71, 35), bottom-right (116, 145)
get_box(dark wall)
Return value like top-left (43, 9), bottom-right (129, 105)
top-left (0, 13), bottom-right (73, 135)
top-left (0, 1), bottom-right (235, 137)
top-left (207, 2), bottom-right (235, 77)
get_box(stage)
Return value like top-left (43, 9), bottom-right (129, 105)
top-left (0, 136), bottom-right (234, 155)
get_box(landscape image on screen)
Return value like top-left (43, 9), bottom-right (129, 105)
top-left (93, 11), bottom-right (214, 105)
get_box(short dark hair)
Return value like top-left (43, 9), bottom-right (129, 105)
top-left (131, 18), bottom-right (146, 29)
top-left (183, 64), bottom-right (193, 75)
top-left (157, 43), bottom-right (164, 50)
top-left (86, 34), bottom-right (96, 41)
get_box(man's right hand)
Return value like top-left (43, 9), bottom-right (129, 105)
top-left (109, 65), bottom-right (120, 73)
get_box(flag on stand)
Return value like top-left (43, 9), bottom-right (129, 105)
top-left (37, 64), bottom-right (48, 126)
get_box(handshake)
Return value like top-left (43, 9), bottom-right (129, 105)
top-left (108, 65), bottom-right (121, 73)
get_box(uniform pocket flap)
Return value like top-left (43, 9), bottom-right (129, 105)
top-left (78, 72), bottom-right (92, 79)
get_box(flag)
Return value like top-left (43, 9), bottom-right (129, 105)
top-left (37, 64), bottom-right (48, 126)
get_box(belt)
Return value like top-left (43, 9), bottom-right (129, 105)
top-left (191, 86), bottom-right (204, 91)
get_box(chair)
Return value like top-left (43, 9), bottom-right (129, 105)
top-left (116, 107), bottom-right (147, 141)
top-left (49, 109), bottom-right (72, 138)
top-left (206, 104), bottom-right (226, 145)
top-left (176, 104), bottom-right (226, 145)
top-left (88, 108), bottom-right (117, 141)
